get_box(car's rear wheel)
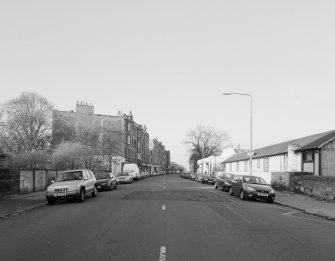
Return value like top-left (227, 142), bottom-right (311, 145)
top-left (47, 199), bottom-right (55, 205)
top-left (229, 187), bottom-right (234, 196)
top-left (221, 185), bottom-right (225, 191)
top-left (92, 186), bottom-right (98, 197)
top-left (78, 188), bottom-right (85, 202)
top-left (109, 183), bottom-right (113, 191)
top-left (240, 190), bottom-right (245, 200)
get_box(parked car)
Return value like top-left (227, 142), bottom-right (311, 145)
top-left (189, 173), bottom-right (196, 180)
top-left (214, 173), bottom-right (235, 191)
top-left (181, 172), bottom-right (191, 179)
top-left (117, 171), bottom-right (133, 184)
top-left (45, 169), bottom-right (97, 205)
top-left (229, 175), bottom-right (275, 203)
top-left (95, 172), bottom-right (118, 191)
top-left (123, 163), bottom-right (140, 181)
top-left (201, 174), bottom-right (215, 184)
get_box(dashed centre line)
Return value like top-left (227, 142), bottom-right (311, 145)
top-left (162, 204), bottom-right (166, 211)
top-left (159, 246), bottom-right (167, 261)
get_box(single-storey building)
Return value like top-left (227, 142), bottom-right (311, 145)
top-left (223, 130), bottom-right (335, 183)
top-left (197, 147), bottom-right (247, 175)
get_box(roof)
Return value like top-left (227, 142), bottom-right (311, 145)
top-left (224, 130), bottom-right (335, 163)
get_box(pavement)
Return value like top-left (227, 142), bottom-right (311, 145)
top-left (0, 191), bottom-right (47, 221)
top-left (1, 189), bottom-right (335, 221)
top-left (274, 190), bottom-right (335, 221)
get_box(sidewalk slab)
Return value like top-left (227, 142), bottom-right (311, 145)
top-left (275, 191), bottom-right (335, 221)
top-left (0, 191), bottom-right (47, 220)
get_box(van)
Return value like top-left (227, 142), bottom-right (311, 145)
top-left (123, 163), bottom-right (140, 181)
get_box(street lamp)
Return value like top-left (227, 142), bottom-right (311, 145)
top-left (222, 92), bottom-right (253, 175)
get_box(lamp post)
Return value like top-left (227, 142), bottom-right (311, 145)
top-left (222, 92), bottom-right (253, 175)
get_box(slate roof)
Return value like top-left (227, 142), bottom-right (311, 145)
top-left (223, 130), bottom-right (335, 163)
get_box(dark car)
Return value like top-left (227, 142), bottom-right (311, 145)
top-left (214, 173), bottom-right (235, 191)
top-left (181, 172), bottom-right (191, 179)
top-left (201, 174), bottom-right (215, 184)
top-left (189, 173), bottom-right (196, 180)
top-left (229, 175), bottom-right (275, 203)
top-left (95, 172), bottom-right (118, 191)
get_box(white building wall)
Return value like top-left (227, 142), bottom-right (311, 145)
top-left (269, 156), bottom-right (281, 172)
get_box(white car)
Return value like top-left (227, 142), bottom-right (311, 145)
top-left (45, 169), bottom-right (97, 205)
top-left (117, 172), bottom-right (133, 184)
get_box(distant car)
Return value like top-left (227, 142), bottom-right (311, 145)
top-left (201, 174), bottom-right (215, 184)
top-left (46, 169), bottom-right (97, 205)
top-left (189, 173), bottom-right (196, 180)
top-left (123, 163), bottom-right (140, 181)
top-left (95, 172), bottom-right (118, 191)
top-left (182, 172), bottom-right (191, 179)
top-left (214, 173), bottom-right (235, 191)
top-left (117, 172), bottom-right (133, 184)
top-left (229, 175), bottom-right (275, 203)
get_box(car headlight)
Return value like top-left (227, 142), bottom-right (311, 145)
top-left (245, 186), bottom-right (256, 192)
top-left (67, 185), bottom-right (79, 192)
top-left (269, 188), bottom-right (275, 194)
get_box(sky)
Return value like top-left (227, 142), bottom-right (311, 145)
top-left (1, 0), bottom-right (335, 168)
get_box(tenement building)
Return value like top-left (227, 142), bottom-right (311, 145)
top-left (52, 102), bottom-right (169, 174)
top-left (149, 138), bottom-right (170, 173)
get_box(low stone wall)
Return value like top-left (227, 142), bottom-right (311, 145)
top-left (301, 176), bottom-right (335, 202)
top-left (270, 172), bottom-right (314, 192)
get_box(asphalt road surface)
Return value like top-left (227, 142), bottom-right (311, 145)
top-left (1, 174), bottom-right (335, 261)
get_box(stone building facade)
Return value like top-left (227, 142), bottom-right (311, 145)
top-left (149, 138), bottom-right (170, 173)
top-left (52, 102), bottom-right (155, 173)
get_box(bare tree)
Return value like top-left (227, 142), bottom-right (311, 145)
top-left (0, 92), bottom-right (54, 154)
top-left (184, 125), bottom-right (231, 159)
top-left (188, 151), bottom-right (201, 173)
top-left (52, 141), bottom-right (86, 170)
top-left (98, 131), bottom-right (124, 171)
top-left (167, 161), bottom-right (186, 173)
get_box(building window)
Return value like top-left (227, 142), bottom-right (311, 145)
top-left (244, 161), bottom-right (248, 172)
top-left (127, 136), bottom-right (130, 145)
top-left (236, 162), bottom-right (239, 171)
top-left (100, 118), bottom-right (104, 127)
top-left (303, 151), bottom-right (313, 162)
top-left (263, 158), bottom-right (269, 172)
top-left (257, 159), bottom-right (260, 169)
top-left (128, 123), bottom-right (130, 131)
top-left (99, 133), bottom-right (103, 142)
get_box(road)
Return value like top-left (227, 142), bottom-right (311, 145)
top-left (1, 174), bottom-right (335, 261)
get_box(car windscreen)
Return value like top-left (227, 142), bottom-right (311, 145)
top-left (243, 176), bottom-right (267, 185)
top-left (223, 174), bottom-right (235, 180)
top-left (56, 171), bottom-right (82, 182)
top-left (118, 172), bottom-right (129, 177)
top-left (95, 173), bottom-right (110, 179)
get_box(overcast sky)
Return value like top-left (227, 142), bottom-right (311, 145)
top-left (1, 0), bottom-right (335, 167)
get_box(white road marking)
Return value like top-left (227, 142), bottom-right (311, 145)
top-left (282, 210), bottom-right (299, 216)
top-left (223, 204), bottom-right (251, 223)
top-left (159, 246), bottom-right (166, 261)
top-left (163, 186), bottom-right (166, 190)
top-left (162, 204), bottom-right (166, 211)
top-left (282, 211), bottom-right (335, 225)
